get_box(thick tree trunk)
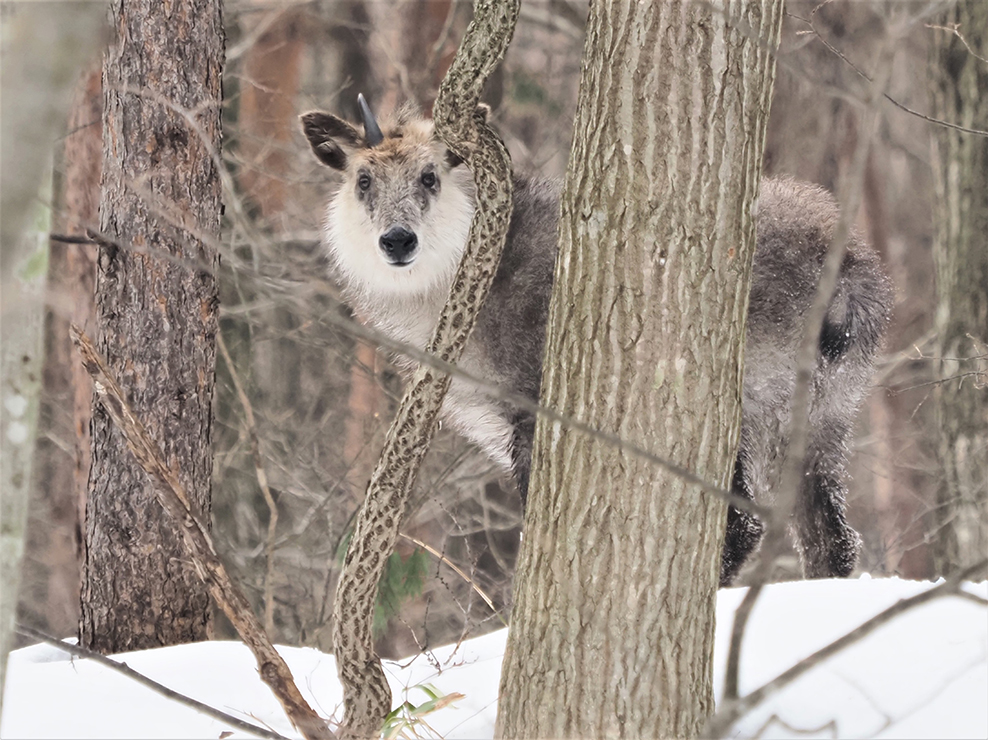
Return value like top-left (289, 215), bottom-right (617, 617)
top-left (80, 0), bottom-right (225, 652)
top-left (496, 1), bottom-right (783, 737)
top-left (929, 1), bottom-right (988, 574)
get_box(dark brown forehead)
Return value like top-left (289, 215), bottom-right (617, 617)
top-left (352, 118), bottom-right (437, 169)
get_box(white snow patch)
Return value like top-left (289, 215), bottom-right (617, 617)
top-left (2, 578), bottom-right (985, 739)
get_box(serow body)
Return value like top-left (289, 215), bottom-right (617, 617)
top-left (302, 98), bottom-right (893, 586)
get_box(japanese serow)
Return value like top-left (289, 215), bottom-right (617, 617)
top-left (301, 97), bottom-right (893, 586)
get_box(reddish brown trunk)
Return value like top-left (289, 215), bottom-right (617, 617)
top-left (236, 8), bottom-right (304, 221)
top-left (21, 64), bottom-right (102, 639)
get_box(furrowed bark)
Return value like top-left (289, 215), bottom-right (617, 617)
top-left (929, 1), bottom-right (988, 575)
top-left (82, 0), bottom-right (223, 652)
top-left (496, 1), bottom-right (783, 737)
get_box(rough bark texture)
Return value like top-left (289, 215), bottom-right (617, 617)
top-left (929, 2), bottom-right (988, 574)
top-left (330, 1), bottom-right (519, 736)
top-left (496, 2), bottom-right (783, 738)
top-left (81, 0), bottom-right (224, 652)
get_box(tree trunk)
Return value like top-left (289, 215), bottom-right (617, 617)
top-left (20, 64), bottom-right (102, 641)
top-left (496, 1), bottom-right (783, 737)
top-left (0, 3), bottom-right (105, 702)
top-left (80, 0), bottom-right (225, 652)
top-left (929, 1), bottom-right (988, 574)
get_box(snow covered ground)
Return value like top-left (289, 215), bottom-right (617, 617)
top-left (3, 576), bottom-right (986, 739)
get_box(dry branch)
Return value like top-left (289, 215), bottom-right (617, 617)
top-left (330, 0), bottom-right (520, 736)
top-left (218, 332), bottom-right (279, 637)
top-left (722, 29), bottom-right (898, 706)
top-left (69, 325), bottom-right (335, 740)
top-left (706, 558), bottom-right (988, 737)
top-left (15, 624), bottom-right (292, 740)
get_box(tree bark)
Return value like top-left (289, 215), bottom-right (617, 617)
top-left (80, 0), bottom-right (225, 652)
top-left (929, 1), bottom-right (988, 574)
top-left (496, 2), bottom-right (783, 738)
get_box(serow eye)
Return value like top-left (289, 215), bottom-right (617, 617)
top-left (421, 171), bottom-right (437, 189)
top-left (357, 173), bottom-right (371, 192)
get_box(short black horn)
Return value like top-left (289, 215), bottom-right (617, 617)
top-left (358, 93), bottom-right (384, 147)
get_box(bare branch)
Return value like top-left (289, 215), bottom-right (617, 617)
top-left (398, 532), bottom-right (505, 625)
top-left (265, 277), bottom-right (769, 520)
top-left (722, 27), bottom-right (898, 707)
top-left (58, 216), bottom-right (762, 523)
top-left (14, 624), bottom-right (293, 740)
top-left (793, 7), bottom-right (988, 137)
top-left (69, 325), bottom-right (335, 740)
top-left (926, 20), bottom-right (988, 65)
top-left (218, 332), bottom-right (280, 637)
top-left (706, 559), bottom-right (988, 737)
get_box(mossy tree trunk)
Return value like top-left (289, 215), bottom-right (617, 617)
top-left (496, 1), bottom-right (783, 737)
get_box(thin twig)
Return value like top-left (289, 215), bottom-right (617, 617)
top-left (752, 713), bottom-right (837, 739)
top-left (702, 2), bottom-right (988, 137)
top-left (14, 624), bottom-right (293, 740)
top-left (288, 280), bottom-right (769, 520)
top-left (61, 205), bottom-right (754, 520)
top-left (61, 217), bottom-right (761, 521)
top-left (722, 29), bottom-right (898, 706)
top-left (706, 559), bottom-right (988, 737)
top-left (398, 533), bottom-right (505, 625)
top-left (955, 589), bottom-right (988, 608)
top-left (926, 21), bottom-right (988, 65)
top-left (796, 6), bottom-right (988, 137)
top-left (69, 325), bottom-right (335, 740)
top-left (218, 331), bottom-right (280, 638)
top-left (49, 232), bottom-right (96, 245)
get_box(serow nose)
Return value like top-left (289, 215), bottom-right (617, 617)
top-left (379, 227), bottom-right (418, 264)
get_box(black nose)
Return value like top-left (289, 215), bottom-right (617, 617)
top-left (379, 227), bottom-right (418, 264)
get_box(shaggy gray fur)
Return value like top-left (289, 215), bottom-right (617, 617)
top-left (303, 108), bottom-right (892, 586)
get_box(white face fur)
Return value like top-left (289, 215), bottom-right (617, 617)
top-left (325, 164), bottom-right (475, 302)
top-left (318, 118), bottom-right (477, 307)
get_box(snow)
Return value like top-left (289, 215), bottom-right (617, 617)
top-left (3, 577), bottom-right (985, 739)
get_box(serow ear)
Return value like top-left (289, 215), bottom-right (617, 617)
top-left (300, 112), bottom-right (361, 170)
top-left (444, 103), bottom-right (493, 168)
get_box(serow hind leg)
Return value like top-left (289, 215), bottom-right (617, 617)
top-left (793, 420), bottom-right (862, 579)
top-left (720, 452), bottom-right (764, 587)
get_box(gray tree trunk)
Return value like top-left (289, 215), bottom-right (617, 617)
top-left (929, 1), bottom-right (988, 575)
top-left (495, 1), bottom-right (783, 737)
top-left (0, 3), bottom-right (105, 704)
top-left (80, 0), bottom-right (225, 652)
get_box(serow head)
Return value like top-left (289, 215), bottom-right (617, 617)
top-left (301, 95), bottom-right (488, 296)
